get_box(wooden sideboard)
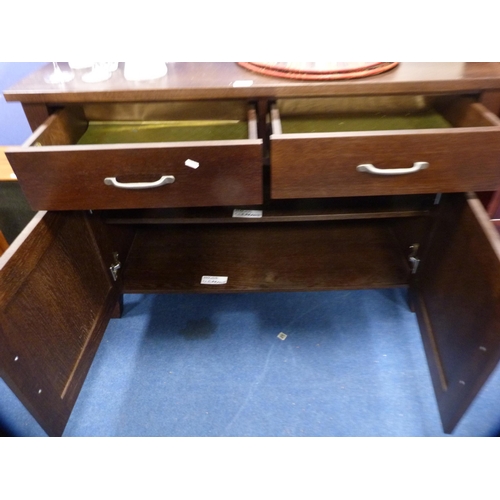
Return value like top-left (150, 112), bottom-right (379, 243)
top-left (2, 62), bottom-right (500, 436)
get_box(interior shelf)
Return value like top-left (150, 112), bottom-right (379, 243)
top-left (122, 220), bottom-right (412, 293)
top-left (104, 195), bottom-right (435, 225)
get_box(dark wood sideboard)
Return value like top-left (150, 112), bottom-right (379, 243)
top-left (2, 62), bottom-right (500, 436)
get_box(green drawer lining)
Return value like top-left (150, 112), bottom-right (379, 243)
top-left (77, 121), bottom-right (249, 144)
top-left (76, 110), bottom-right (452, 144)
top-left (280, 111), bottom-right (453, 134)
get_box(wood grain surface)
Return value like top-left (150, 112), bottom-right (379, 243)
top-left (5, 63), bottom-right (500, 104)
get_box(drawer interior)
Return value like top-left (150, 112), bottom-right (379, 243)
top-left (77, 120), bottom-right (249, 144)
top-left (30, 100), bottom-right (257, 147)
top-left (272, 95), bottom-right (500, 134)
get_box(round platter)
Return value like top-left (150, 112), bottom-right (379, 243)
top-left (237, 62), bottom-right (399, 80)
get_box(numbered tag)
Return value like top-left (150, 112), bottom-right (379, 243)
top-left (232, 80), bottom-right (253, 87)
top-left (201, 276), bottom-right (228, 285)
top-left (232, 209), bottom-right (263, 218)
top-left (185, 159), bottom-right (200, 169)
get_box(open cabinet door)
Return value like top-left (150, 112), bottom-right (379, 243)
top-left (412, 193), bottom-right (500, 433)
top-left (0, 211), bottom-right (120, 436)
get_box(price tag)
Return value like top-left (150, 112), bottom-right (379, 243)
top-left (201, 276), bottom-right (228, 285)
top-left (185, 159), bottom-right (200, 169)
top-left (232, 209), bottom-right (263, 218)
top-left (232, 80), bottom-right (254, 87)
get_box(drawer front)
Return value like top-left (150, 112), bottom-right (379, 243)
top-left (7, 142), bottom-right (263, 210)
top-left (271, 129), bottom-right (500, 199)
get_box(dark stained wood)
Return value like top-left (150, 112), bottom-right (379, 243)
top-left (123, 221), bottom-right (411, 293)
top-left (487, 189), bottom-right (500, 219)
top-left (6, 63), bottom-right (500, 104)
top-left (0, 230), bottom-right (8, 256)
top-left (32, 107), bottom-right (88, 146)
top-left (0, 211), bottom-right (116, 436)
top-left (85, 211), bottom-right (136, 273)
top-left (5, 62), bottom-right (500, 436)
top-left (480, 90), bottom-right (500, 116)
top-left (102, 195), bottom-right (434, 224)
top-left (21, 103), bottom-right (50, 131)
top-left (270, 98), bottom-right (500, 199)
top-left (6, 104), bottom-right (263, 211)
top-left (437, 99), bottom-right (500, 127)
top-left (7, 142), bottom-right (263, 211)
top-left (477, 93), bottom-right (500, 225)
top-left (111, 295), bottom-right (124, 319)
top-left (412, 193), bottom-right (500, 433)
top-left (85, 211), bottom-right (136, 319)
top-left (271, 129), bottom-right (500, 198)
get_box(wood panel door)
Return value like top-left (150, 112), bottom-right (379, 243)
top-left (412, 193), bottom-right (500, 433)
top-left (0, 211), bottom-right (119, 436)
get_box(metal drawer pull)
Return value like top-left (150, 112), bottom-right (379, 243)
top-left (104, 175), bottom-right (175, 189)
top-left (356, 162), bottom-right (429, 176)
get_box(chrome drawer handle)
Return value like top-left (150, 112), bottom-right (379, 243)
top-left (356, 162), bottom-right (429, 176)
top-left (104, 175), bottom-right (175, 189)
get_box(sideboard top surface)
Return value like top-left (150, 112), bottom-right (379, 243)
top-left (5, 62), bottom-right (500, 103)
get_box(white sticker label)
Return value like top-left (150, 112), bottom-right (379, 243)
top-left (185, 159), bottom-right (200, 169)
top-left (277, 332), bottom-right (287, 341)
top-left (201, 275), bottom-right (228, 285)
top-left (232, 80), bottom-right (253, 87)
top-left (232, 209), bottom-right (263, 218)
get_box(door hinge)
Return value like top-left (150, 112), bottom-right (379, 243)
top-left (109, 252), bottom-right (121, 281)
top-left (409, 244), bottom-right (420, 274)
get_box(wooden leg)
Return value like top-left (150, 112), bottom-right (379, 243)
top-left (407, 285), bottom-right (416, 313)
top-left (0, 230), bottom-right (8, 257)
top-left (110, 294), bottom-right (124, 319)
top-left (487, 189), bottom-right (500, 219)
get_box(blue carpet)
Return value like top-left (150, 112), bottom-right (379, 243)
top-left (1, 289), bottom-right (500, 437)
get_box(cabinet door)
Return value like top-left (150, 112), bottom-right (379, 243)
top-left (0, 211), bottom-right (119, 436)
top-left (412, 193), bottom-right (500, 433)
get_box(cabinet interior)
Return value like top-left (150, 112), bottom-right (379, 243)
top-left (102, 195), bottom-right (434, 294)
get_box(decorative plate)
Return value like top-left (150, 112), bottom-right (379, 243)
top-left (237, 62), bottom-right (399, 80)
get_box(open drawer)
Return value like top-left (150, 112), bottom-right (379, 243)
top-left (6, 101), bottom-right (263, 210)
top-left (270, 95), bottom-right (500, 199)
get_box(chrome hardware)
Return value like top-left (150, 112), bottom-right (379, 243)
top-left (109, 252), bottom-right (121, 281)
top-left (356, 161), bottom-right (429, 176)
top-left (104, 175), bottom-right (175, 189)
top-left (409, 244), bottom-right (420, 274)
